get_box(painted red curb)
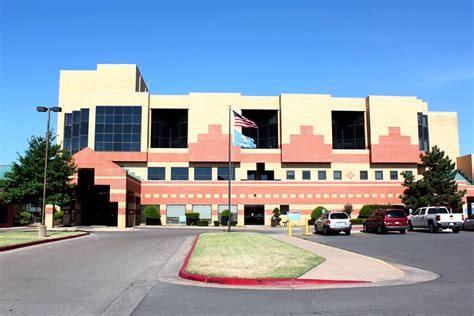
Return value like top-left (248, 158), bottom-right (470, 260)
top-left (0, 232), bottom-right (89, 252)
top-left (179, 234), bottom-right (371, 286)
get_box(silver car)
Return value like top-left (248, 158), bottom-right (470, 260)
top-left (463, 215), bottom-right (474, 231)
top-left (315, 212), bottom-right (352, 235)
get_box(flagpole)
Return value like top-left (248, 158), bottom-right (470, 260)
top-left (228, 105), bottom-right (232, 233)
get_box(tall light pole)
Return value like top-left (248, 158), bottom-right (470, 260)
top-left (36, 106), bottom-right (62, 237)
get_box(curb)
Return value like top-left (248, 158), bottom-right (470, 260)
top-left (178, 234), bottom-right (371, 287)
top-left (0, 232), bottom-right (89, 252)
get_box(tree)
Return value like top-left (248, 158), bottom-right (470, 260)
top-left (343, 203), bottom-right (353, 216)
top-left (400, 146), bottom-right (466, 211)
top-left (3, 134), bottom-right (76, 208)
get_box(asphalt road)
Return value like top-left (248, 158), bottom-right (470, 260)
top-left (1, 227), bottom-right (473, 315)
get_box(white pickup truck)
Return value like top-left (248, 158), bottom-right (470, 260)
top-left (408, 206), bottom-right (464, 233)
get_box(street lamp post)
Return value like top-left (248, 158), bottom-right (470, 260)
top-left (36, 106), bottom-right (62, 237)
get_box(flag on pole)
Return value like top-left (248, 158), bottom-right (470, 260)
top-left (233, 110), bottom-right (258, 129)
top-left (233, 129), bottom-right (256, 149)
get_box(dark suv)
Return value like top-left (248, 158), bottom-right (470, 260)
top-left (363, 209), bottom-right (408, 234)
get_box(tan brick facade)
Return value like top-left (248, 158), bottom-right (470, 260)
top-left (56, 64), bottom-right (469, 227)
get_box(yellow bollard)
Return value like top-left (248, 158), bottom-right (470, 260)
top-left (305, 218), bottom-right (309, 235)
top-left (288, 220), bottom-right (292, 236)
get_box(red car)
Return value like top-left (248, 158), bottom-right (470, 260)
top-left (363, 209), bottom-right (409, 234)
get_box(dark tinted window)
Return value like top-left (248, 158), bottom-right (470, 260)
top-left (418, 113), bottom-right (429, 151)
top-left (241, 110), bottom-right (278, 149)
top-left (280, 205), bottom-right (289, 215)
top-left (194, 167), bottom-right (212, 181)
top-left (386, 210), bottom-right (406, 218)
top-left (390, 170), bottom-right (398, 180)
top-left (318, 171), bottom-right (327, 180)
top-left (151, 109), bottom-right (188, 148)
top-left (334, 171), bottom-right (342, 180)
top-left (330, 213), bottom-right (349, 219)
top-left (375, 170), bottom-right (383, 180)
top-left (360, 170), bottom-right (368, 180)
top-left (95, 106), bottom-right (141, 152)
top-left (171, 167), bottom-right (188, 180)
top-left (217, 167), bottom-right (235, 180)
top-left (404, 170), bottom-right (413, 177)
top-left (302, 170), bottom-right (311, 180)
top-left (64, 108), bottom-right (89, 154)
top-left (286, 170), bottom-right (295, 180)
top-left (332, 111), bottom-right (365, 149)
top-left (148, 167), bottom-right (165, 180)
top-left (427, 208), bottom-right (449, 214)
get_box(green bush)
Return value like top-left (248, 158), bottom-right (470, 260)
top-left (311, 206), bottom-right (327, 220)
top-left (54, 211), bottom-right (64, 225)
top-left (350, 218), bottom-right (365, 225)
top-left (213, 220), bottom-right (220, 226)
top-left (185, 212), bottom-right (200, 219)
top-left (230, 221), bottom-right (237, 226)
top-left (358, 205), bottom-right (374, 218)
top-left (144, 205), bottom-right (161, 219)
top-left (186, 212), bottom-right (200, 225)
top-left (197, 220), bottom-right (209, 226)
top-left (19, 211), bottom-right (31, 226)
top-left (220, 210), bottom-right (233, 219)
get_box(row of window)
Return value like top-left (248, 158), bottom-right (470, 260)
top-left (64, 106), bottom-right (430, 153)
top-left (148, 167), bottom-right (236, 181)
top-left (64, 108), bottom-right (89, 154)
top-left (94, 106), bottom-right (142, 152)
top-left (286, 170), bottom-right (413, 181)
top-left (147, 167), bottom-right (413, 181)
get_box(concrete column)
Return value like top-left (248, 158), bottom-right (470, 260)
top-left (45, 204), bottom-right (54, 229)
top-left (117, 201), bottom-right (127, 229)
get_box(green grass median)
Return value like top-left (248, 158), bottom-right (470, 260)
top-left (186, 232), bottom-right (325, 278)
top-left (0, 230), bottom-right (85, 247)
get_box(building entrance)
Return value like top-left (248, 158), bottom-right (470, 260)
top-left (244, 205), bottom-right (265, 225)
top-left (76, 169), bottom-right (117, 226)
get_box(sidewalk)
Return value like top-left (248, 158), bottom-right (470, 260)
top-left (270, 234), bottom-right (404, 282)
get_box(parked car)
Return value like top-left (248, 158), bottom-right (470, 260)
top-left (315, 212), bottom-right (351, 235)
top-left (363, 209), bottom-right (408, 234)
top-left (463, 215), bottom-right (474, 231)
top-left (408, 206), bottom-right (464, 233)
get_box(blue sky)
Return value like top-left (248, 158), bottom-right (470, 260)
top-left (0, 0), bottom-right (472, 164)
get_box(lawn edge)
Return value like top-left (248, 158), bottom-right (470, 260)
top-left (0, 232), bottom-right (89, 252)
top-left (179, 233), bottom-right (371, 287)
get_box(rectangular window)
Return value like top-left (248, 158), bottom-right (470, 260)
top-left (302, 170), bottom-right (311, 180)
top-left (332, 111), bottom-right (366, 149)
top-left (171, 167), bottom-right (189, 180)
top-left (194, 167), bottom-right (212, 181)
top-left (95, 106), bottom-right (141, 152)
top-left (280, 205), bottom-right (289, 215)
top-left (286, 170), bottom-right (295, 180)
top-left (404, 170), bottom-right (413, 177)
top-left (64, 109), bottom-right (89, 154)
top-left (217, 167), bottom-right (235, 181)
top-left (241, 110), bottom-right (278, 149)
top-left (151, 109), bottom-right (188, 148)
top-left (148, 167), bottom-right (165, 180)
top-left (390, 170), bottom-right (398, 180)
top-left (318, 170), bottom-right (327, 180)
top-left (333, 170), bottom-right (342, 180)
top-left (375, 170), bottom-right (383, 180)
top-left (418, 112), bottom-right (429, 151)
top-left (360, 170), bottom-right (368, 180)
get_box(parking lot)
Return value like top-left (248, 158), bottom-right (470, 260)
top-left (1, 227), bottom-right (473, 315)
